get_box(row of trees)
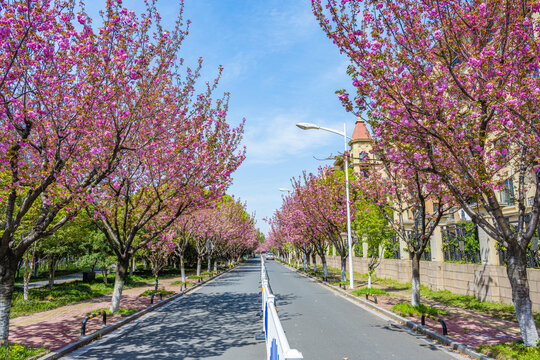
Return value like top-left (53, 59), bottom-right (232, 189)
top-left (266, 168), bottom-right (393, 286)
top-left (0, 0), bottom-right (257, 343)
top-left (309, 0), bottom-right (540, 346)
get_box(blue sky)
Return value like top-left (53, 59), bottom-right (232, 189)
top-left (88, 1), bottom-right (356, 234)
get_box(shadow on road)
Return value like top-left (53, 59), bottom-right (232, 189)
top-left (78, 267), bottom-right (263, 359)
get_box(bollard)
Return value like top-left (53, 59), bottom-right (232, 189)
top-left (421, 313), bottom-right (448, 336)
top-left (81, 310), bottom-right (107, 336)
top-left (365, 293), bottom-right (378, 304)
top-left (150, 292), bottom-right (163, 304)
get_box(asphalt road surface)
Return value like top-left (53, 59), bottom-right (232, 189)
top-left (67, 258), bottom-right (463, 359)
top-left (67, 259), bottom-right (266, 360)
top-left (265, 259), bottom-right (462, 360)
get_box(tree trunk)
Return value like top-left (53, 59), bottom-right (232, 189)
top-left (48, 257), bottom-right (57, 290)
top-left (34, 258), bottom-right (39, 278)
top-left (130, 258), bottom-right (135, 276)
top-left (0, 253), bottom-right (18, 343)
top-left (207, 253), bottom-right (211, 273)
top-left (213, 260), bottom-right (217, 272)
top-left (368, 272), bottom-right (372, 289)
top-left (196, 256), bottom-right (202, 277)
top-left (321, 255), bottom-right (328, 280)
top-left (507, 243), bottom-right (539, 346)
top-left (110, 259), bottom-right (129, 313)
top-left (340, 255), bottom-right (347, 282)
top-left (312, 253), bottom-right (317, 271)
top-left (305, 252), bottom-right (311, 270)
top-left (411, 253), bottom-right (421, 307)
top-left (180, 255), bottom-right (186, 283)
top-left (23, 248), bottom-right (35, 301)
top-left (302, 252), bottom-right (307, 271)
top-left (102, 268), bottom-right (108, 284)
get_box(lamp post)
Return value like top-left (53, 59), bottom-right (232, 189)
top-left (296, 122), bottom-right (354, 289)
top-left (279, 188), bottom-right (292, 194)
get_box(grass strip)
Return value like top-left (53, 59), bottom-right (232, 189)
top-left (391, 302), bottom-right (446, 317)
top-left (0, 343), bottom-right (48, 360)
top-left (477, 341), bottom-right (540, 360)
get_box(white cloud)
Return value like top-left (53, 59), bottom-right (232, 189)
top-left (261, 4), bottom-right (318, 51)
top-left (243, 113), bottom-right (344, 165)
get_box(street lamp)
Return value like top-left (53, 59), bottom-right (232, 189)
top-left (296, 122), bottom-right (355, 289)
top-left (279, 188), bottom-right (292, 193)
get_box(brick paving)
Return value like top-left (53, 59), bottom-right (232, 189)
top-left (9, 275), bottom-right (200, 351)
top-left (363, 290), bottom-right (523, 348)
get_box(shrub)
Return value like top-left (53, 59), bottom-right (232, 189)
top-left (90, 308), bottom-right (138, 316)
top-left (391, 302), bottom-right (446, 317)
top-left (139, 289), bottom-right (175, 297)
top-left (352, 287), bottom-right (388, 296)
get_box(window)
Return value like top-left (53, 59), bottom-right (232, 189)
top-left (358, 151), bottom-right (369, 161)
top-left (501, 178), bottom-right (515, 204)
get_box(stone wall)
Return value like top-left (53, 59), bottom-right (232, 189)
top-left (315, 255), bottom-right (540, 312)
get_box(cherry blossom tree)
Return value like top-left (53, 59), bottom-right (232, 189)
top-left (0, 0), bottom-right (171, 341)
top-left (313, 0), bottom-right (540, 345)
top-left (269, 168), bottom-right (358, 281)
top-left (362, 148), bottom-right (453, 304)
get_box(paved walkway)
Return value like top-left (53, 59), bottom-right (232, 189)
top-left (67, 260), bottom-right (265, 359)
top-left (367, 289), bottom-right (522, 347)
top-left (264, 260), bottom-right (462, 360)
top-left (10, 275), bottom-right (195, 350)
top-left (15, 272), bottom-right (84, 289)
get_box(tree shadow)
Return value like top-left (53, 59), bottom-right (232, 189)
top-left (77, 291), bottom-right (265, 359)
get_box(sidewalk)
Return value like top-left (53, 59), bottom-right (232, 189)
top-left (9, 275), bottom-right (199, 351)
top-left (14, 272), bottom-right (84, 290)
top-left (362, 289), bottom-right (522, 348)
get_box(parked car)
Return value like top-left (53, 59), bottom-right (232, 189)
top-left (265, 252), bottom-right (274, 260)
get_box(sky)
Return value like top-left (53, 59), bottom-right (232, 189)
top-left (87, 0), bottom-right (356, 234)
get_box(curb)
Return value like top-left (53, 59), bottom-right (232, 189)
top-left (279, 260), bottom-right (492, 360)
top-left (37, 264), bottom-right (242, 360)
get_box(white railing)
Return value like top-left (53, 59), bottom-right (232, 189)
top-left (260, 256), bottom-right (303, 360)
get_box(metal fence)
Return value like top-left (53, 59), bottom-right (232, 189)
top-left (442, 223), bottom-right (481, 264)
top-left (260, 257), bottom-right (303, 360)
top-left (405, 231), bottom-right (431, 261)
top-left (385, 236), bottom-right (400, 259)
top-left (498, 216), bottom-right (540, 268)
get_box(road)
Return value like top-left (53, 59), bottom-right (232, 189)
top-left (265, 259), bottom-right (462, 360)
top-left (66, 259), bottom-right (265, 360)
top-left (66, 258), bottom-right (462, 359)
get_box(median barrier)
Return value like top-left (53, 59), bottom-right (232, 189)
top-left (81, 310), bottom-right (107, 336)
top-left (421, 313), bottom-right (448, 336)
top-left (259, 257), bottom-right (303, 360)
